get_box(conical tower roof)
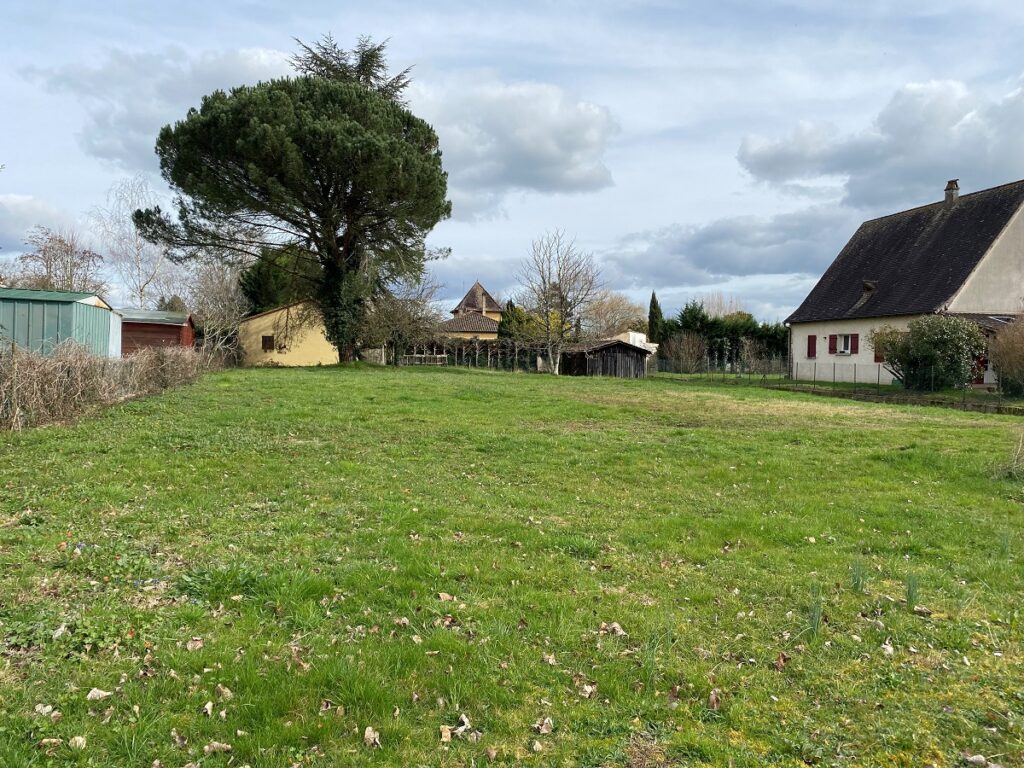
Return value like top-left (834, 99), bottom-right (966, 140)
top-left (452, 281), bottom-right (502, 315)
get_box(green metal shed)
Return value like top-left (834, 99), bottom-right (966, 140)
top-left (0, 288), bottom-right (121, 357)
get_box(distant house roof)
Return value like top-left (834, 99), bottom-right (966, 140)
top-left (0, 287), bottom-right (108, 306)
top-left (563, 338), bottom-right (653, 356)
top-left (452, 282), bottom-right (503, 315)
top-left (119, 309), bottom-right (193, 326)
top-left (787, 179), bottom-right (1024, 324)
top-left (439, 313), bottom-right (500, 334)
top-left (944, 312), bottom-right (1018, 333)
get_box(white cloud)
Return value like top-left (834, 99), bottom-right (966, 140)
top-left (25, 47), bottom-right (292, 172)
top-left (738, 78), bottom-right (1024, 210)
top-left (26, 49), bottom-right (617, 224)
top-left (603, 205), bottom-right (856, 289)
top-left (0, 194), bottom-right (69, 253)
top-left (411, 73), bottom-right (617, 219)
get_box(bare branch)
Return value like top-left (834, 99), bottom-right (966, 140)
top-left (8, 227), bottom-right (107, 295)
top-left (515, 230), bottom-right (602, 374)
top-left (91, 176), bottom-right (182, 308)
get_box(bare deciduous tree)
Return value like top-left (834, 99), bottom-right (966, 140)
top-left (660, 332), bottom-right (708, 373)
top-left (182, 256), bottom-right (249, 356)
top-left (361, 276), bottom-right (443, 364)
top-left (989, 318), bottom-right (1024, 393)
top-left (583, 290), bottom-right (646, 339)
top-left (91, 176), bottom-right (179, 308)
top-left (8, 227), bottom-right (107, 294)
top-left (517, 230), bottom-right (601, 375)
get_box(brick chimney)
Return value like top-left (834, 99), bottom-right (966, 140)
top-left (944, 179), bottom-right (959, 208)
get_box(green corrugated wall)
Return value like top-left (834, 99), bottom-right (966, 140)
top-left (0, 298), bottom-right (111, 356)
top-left (71, 302), bottom-right (111, 356)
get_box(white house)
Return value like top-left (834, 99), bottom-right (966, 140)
top-left (787, 179), bottom-right (1024, 384)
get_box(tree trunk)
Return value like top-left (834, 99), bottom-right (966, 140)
top-left (548, 345), bottom-right (560, 375)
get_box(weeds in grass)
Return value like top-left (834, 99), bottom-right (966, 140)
top-left (806, 584), bottom-right (824, 639)
top-left (905, 573), bottom-right (920, 610)
top-left (996, 432), bottom-right (1024, 479)
top-left (850, 562), bottom-right (869, 593)
top-left (176, 563), bottom-right (263, 603)
top-left (560, 534), bottom-right (601, 560)
top-left (997, 531), bottom-right (1012, 560)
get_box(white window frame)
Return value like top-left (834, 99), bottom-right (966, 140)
top-left (836, 334), bottom-right (852, 355)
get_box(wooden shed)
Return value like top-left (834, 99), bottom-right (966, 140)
top-left (560, 339), bottom-right (652, 379)
top-left (119, 309), bottom-right (195, 355)
top-left (0, 287), bottom-right (121, 357)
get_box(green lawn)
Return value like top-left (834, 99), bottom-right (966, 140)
top-left (1, 366), bottom-right (1022, 767)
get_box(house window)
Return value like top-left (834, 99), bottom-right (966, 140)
top-left (829, 333), bottom-right (859, 355)
top-left (806, 335), bottom-right (817, 358)
top-left (262, 335), bottom-right (275, 352)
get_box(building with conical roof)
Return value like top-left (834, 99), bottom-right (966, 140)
top-left (439, 282), bottom-right (504, 340)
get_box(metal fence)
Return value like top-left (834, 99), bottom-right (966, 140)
top-left (656, 355), bottom-right (1024, 415)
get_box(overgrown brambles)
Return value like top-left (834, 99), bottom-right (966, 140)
top-left (0, 343), bottom-right (202, 430)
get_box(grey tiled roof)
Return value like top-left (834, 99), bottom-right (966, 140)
top-left (788, 179), bottom-right (1024, 323)
top-left (439, 313), bottom-right (500, 334)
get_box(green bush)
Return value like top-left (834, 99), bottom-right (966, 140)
top-left (870, 315), bottom-right (985, 391)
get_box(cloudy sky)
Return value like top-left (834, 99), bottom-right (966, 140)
top-left (3, 1), bottom-right (1024, 320)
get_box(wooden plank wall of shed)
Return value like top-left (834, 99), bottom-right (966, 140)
top-left (562, 346), bottom-right (648, 378)
top-left (586, 348), bottom-right (647, 378)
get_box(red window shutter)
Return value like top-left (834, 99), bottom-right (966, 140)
top-left (828, 334), bottom-right (837, 354)
top-left (874, 348), bottom-right (883, 363)
top-left (807, 335), bottom-right (816, 358)
top-left (850, 334), bottom-right (859, 354)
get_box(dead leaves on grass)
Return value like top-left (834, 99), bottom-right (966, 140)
top-left (598, 621), bottom-right (627, 637)
top-left (363, 725), bottom-right (381, 748)
top-left (34, 703), bottom-right (62, 722)
top-left (533, 716), bottom-right (554, 735)
top-left (440, 713), bottom-right (480, 744)
top-left (708, 688), bottom-right (721, 711)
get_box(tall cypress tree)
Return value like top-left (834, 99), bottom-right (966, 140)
top-left (648, 291), bottom-right (665, 343)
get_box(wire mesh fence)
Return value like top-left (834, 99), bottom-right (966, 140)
top-left (656, 355), bottom-right (1024, 415)
top-left (382, 341), bottom-right (1024, 413)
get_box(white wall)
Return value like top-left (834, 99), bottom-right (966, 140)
top-left (789, 316), bottom-right (923, 384)
top-left (108, 311), bottom-right (122, 358)
top-left (948, 202), bottom-right (1024, 314)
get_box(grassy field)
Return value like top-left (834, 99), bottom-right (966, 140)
top-left (1, 366), bottom-right (1022, 767)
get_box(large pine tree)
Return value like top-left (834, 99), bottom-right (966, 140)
top-left (135, 37), bottom-right (450, 361)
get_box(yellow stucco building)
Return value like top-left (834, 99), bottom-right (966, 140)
top-left (238, 302), bottom-right (339, 366)
top-left (238, 281), bottom-right (505, 365)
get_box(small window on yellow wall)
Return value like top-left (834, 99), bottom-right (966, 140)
top-left (262, 335), bottom-right (275, 352)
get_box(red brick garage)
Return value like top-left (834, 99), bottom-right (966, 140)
top-left (119, 309), bottom-right (195, 355)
